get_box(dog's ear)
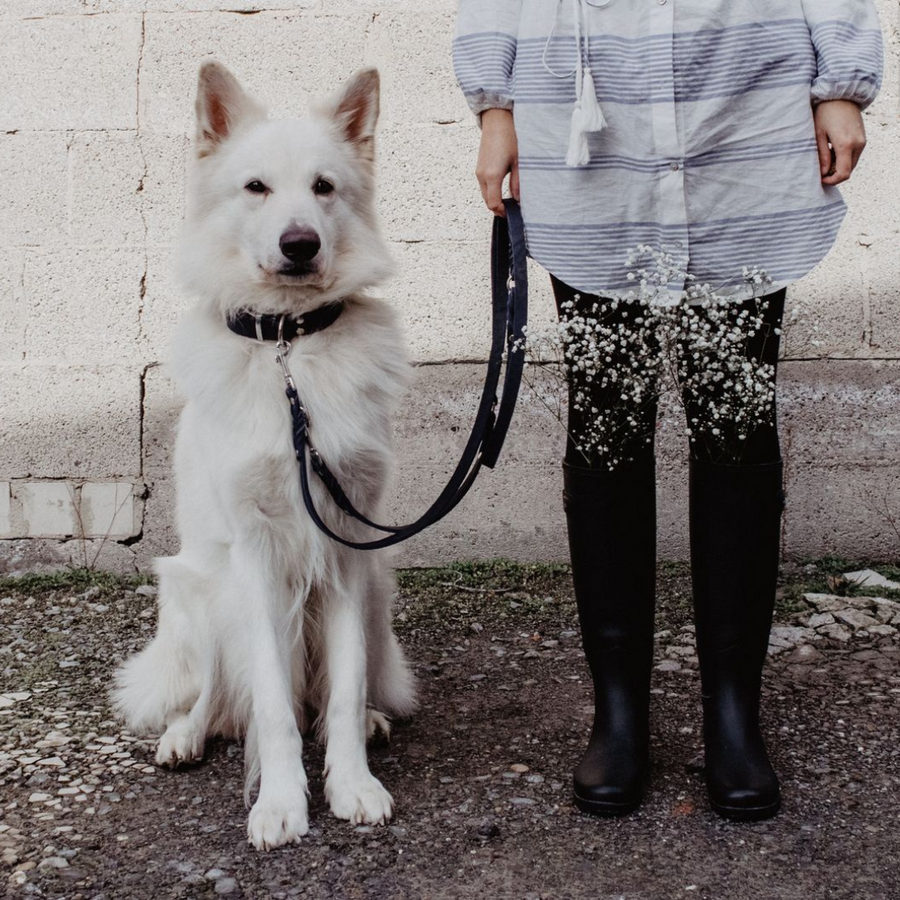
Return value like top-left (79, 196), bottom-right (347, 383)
top-left (194, 60), bottom-right (266, 158)
top-left (327, 68), bottom-right (380, 161)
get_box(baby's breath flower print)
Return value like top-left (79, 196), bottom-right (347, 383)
top-left (666, 296), bottom-right (777, 464)
top-left (519, 247), bottom-right (782, 469)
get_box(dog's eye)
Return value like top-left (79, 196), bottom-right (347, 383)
top-left (245, 180), bottom-right (269, 194)
top-left (314, 178), bottom-right (334, 196)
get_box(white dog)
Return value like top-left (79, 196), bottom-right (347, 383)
top-left (113, 61), bottom-right (416, 850)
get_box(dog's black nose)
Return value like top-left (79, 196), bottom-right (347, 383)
top-left (280, 228), bottom-right (321, 263)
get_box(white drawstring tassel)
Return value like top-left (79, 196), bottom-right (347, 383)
top-left (564, 0), bottom-right (606, 167)
top-left (566, 99), bottom-right (590, 167)
top-left (579, 65), bottom-right (607, 132)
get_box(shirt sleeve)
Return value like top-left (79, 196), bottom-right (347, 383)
top-left (453, 0), bottom-right (522, 117)
top-left (802, 0), bottom-right (884, 109)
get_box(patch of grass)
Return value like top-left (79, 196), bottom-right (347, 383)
top-left (394, 560), bottom-right (577, 639)
top-left (780, 557), bottom-right (900, 612)
top-left (0, 568), bottom-right (152, 597)
top-left (398, 560), bottom-right (570, 592)
top-left (656, 561), bottom-right (694, 622)
top-left (789, 556), bottom-right (900, 579)
top-left (3, 557), bottom-right (896, 631)
top-left (396, 559), bottom-right (699, 638)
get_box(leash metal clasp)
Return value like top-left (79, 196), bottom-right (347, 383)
top-left (273, 314), bottom-right (296, 389)
top-left (273, 314), bottom-right (311, 446)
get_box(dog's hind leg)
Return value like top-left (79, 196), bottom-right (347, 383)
top-left (155, 657), bottom-right (215, 767)
top-left (153, 554), bottom-right (219, 767)
top-left (155, 710), bottom-right (207, 767)
top-left (112, 555), bottom-right (212, 744)
top-left (323, 558), bottom-right (394, 825)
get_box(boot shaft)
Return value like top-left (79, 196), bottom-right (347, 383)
top-left (562, 459), bottom-right (658, 697)
top-left (689, 459), bottom-right (784, 665)
top-left (562, 459), bottom-right (658, 646)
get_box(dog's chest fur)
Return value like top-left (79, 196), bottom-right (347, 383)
top-left (166, 296), bottom-right (409, 552)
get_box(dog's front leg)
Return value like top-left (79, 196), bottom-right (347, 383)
top-left (235, 549), bottom-right (309, 850)
top-left (323, 559), bottom-right (394, 825)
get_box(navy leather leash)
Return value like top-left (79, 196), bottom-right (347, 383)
top-left (281, 197), bottom-right (528, 550)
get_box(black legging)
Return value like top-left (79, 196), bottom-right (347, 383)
top-left (550, 275), bottom-right (785, 469)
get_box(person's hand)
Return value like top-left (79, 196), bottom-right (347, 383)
top-left (814, 99), bottom-right (867, 186)
top-left (476, 108), bottom-right (519, 216)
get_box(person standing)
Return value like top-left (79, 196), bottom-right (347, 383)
top-left (453, 0), bottom-right (883, 820)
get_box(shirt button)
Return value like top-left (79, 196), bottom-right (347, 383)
top-left (657, 0), bottom-right (668, 5)
top-left (669, 161), bottom-right (681, 172)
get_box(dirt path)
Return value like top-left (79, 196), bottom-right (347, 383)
top-left (1, 563), bottom-right (898, 900)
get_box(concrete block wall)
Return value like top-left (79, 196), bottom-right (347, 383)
top-left (0, 0), bottom-right (898, 574)
top-left (0, 481), bottom-right (141, 540)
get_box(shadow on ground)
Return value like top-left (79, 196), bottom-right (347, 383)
top-left (1, 561), bottom-right (898, 900)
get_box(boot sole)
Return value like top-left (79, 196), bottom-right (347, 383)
top-left (710, 796), bottom-right (781, 822)
top-left (573, 791), bottom-right (642, 818)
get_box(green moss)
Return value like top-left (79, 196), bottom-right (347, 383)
top-left (2, 557), bottom-right (895, 639)
top-left (397, 559), bottom-right (569, 592)
top-left (0, 567), bottom-right (152, 597)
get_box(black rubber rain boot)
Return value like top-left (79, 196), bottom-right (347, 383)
top-left (563, 458), bottom-right (657, 816)
top-left (689, 458), bottom-right (784, 821)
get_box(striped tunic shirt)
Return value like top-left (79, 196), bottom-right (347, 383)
top-left (453, 0), bottom-right (883, 301)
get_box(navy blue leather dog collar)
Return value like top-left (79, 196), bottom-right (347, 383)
top-left (227, 302), bottom-right (344, 343)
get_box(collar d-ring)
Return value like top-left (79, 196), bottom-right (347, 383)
top-left (276, 314), bottom-right (291, 358)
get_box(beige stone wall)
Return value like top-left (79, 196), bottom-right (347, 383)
top-left (1, 0), bottom-right (898, 573)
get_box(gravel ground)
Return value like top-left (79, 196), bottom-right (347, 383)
top-left (1, 561), bottom-right (899, 900)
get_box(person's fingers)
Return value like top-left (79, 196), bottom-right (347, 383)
top-left (476, 109), bottom-right (518, 216)
top-left (815, 128), bottom-right (833, 177)
top-left (480, 173), bottom-right (506, 216)
top-left (822, 141), bottom-right (854, 185)
top-left (510, 161), bottom-right (520, 202)
top-left (850, 137), bottom-right (867, 173)
top-left (814, 100), bottom-right (867, 185)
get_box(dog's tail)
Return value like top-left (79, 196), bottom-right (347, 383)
top-left (111, 556), bottom-right (209, 734)
top-left (371, 628), bottom-right (418, 720)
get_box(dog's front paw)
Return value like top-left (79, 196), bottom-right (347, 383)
top-left (326, 772), bottom-right (394, 825)
top-left (155, 717), bottom-right (205, 768)
top-left (247, 795), bottom-right (309, 851)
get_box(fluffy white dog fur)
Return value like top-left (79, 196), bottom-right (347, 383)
top-left (112, 61), bottom-right (416, 851)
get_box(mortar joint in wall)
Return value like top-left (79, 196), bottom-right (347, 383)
top-left (136, 361), bottom-right (159, 543)
top-left (65, 130), bottom-right (76, 246)
top-left (136, 13), bottom-right (150, 346)
top-left (364, 9), bottom-right (379, 41)
top-left (856, 238), bottom-right (878, 349)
